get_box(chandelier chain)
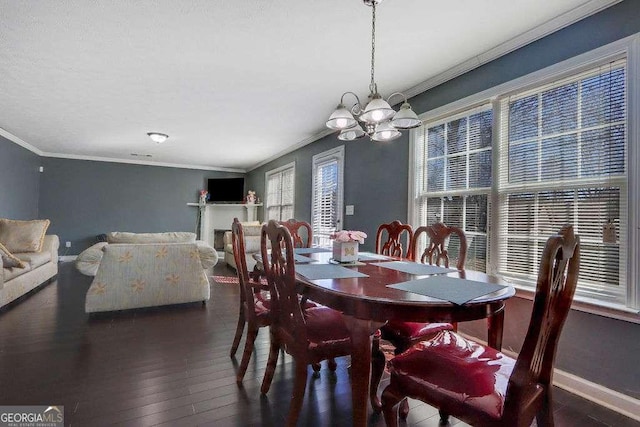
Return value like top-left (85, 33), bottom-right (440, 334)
top-left (370, 1), bottom-right (376, 94)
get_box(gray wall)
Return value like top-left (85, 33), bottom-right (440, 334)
top-left (39, 158), bottom-right (242, 254)
top-left (246, 1), bottom-right (640, 399)
top-left (0, 135), bottom-right (41, 220)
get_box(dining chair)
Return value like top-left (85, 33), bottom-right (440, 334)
top-left (371, 222), bottom-right (462, 412)
top-left (259, 220), bottom-right (353, 427)
top-left (381, 225), bottom-right (580, 427)
top-left (279, 218), bottom-right (312, 248)
top-left (375, 220), bottom-right (414, 258)
top-left (229, 218), bottom-right (273, 382)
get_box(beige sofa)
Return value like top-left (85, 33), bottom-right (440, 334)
top-left (223, 222), bottom-right (262, 271)
top-left (1, 219), bottom-right (59, 308)
top-left (76, 232), bottom-right (218, 313)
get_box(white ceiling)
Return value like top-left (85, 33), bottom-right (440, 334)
top-left (0, 0), bottom-right (618, 172)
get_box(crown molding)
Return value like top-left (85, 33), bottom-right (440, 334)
top-left (0, 127), bottom-right (44, 156)
top-left (41, 152), bottom-right (246, 173)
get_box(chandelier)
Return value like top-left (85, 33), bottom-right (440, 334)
top-left (325, 0), bottom-right (421, 142)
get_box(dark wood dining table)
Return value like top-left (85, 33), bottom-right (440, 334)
top-left (294, 251), bottom-right (516, 427)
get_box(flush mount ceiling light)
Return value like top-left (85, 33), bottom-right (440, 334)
top-left (326, 0), bottom-right (422, 142)
top-left (147, 132), bottom-right (169, 144)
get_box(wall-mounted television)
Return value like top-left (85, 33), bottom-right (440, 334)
top-left (207, 177), bottom-right (245, 203)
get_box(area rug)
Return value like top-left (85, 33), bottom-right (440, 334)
top-left (211, 275), bottom-right (268, 286)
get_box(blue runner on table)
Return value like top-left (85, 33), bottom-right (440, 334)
top-left (296, 264), bottom-right (369, 280)
top-left (388, 276), bottom-right (506, 305)
top-left (377, 261), bottom-right (456, 275)
top-left (357, 252), bottom-right (393, 261)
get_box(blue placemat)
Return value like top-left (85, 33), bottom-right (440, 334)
top-left (357, 252), bottom-right (393, 261)
top-left (294, 247), bottom-right (331, 254)
top-left (377, 261), bottom-right (456, 275)
top-left (388, 276), bottom-right (506, 305)
top-left (294, 254), bottom-right (315, 264)
top-left (296, 264), bottom-right (369, 280)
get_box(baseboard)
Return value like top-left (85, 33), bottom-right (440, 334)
top-left (458, 332), bottom-right (640, 421)
top-left (59, 255), bottom-right (78, 262)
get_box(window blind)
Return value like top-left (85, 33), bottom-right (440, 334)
top-left (312, 148), bottom-right (344, 247)
top-left (265, 163), bottom-right (295, 221)
top-left (415, 105), bottom-right (493, 272)
top-left (498, 60), bottom-right (627, 299)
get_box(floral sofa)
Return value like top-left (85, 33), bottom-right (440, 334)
top-left (76, 232), bottom-right (218, 313)
top-left (0, 219), bottom-right (59, 309)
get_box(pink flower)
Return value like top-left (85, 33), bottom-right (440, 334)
top-left (330, 230), bottom-right (367, 244)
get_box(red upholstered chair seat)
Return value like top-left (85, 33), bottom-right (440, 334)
top-left (388, 330), bottom-right (517, 421)
top-left (253, 292), bottom-right (317, 318)
top-left (305, 306), bottom-right (351, 345)
top-left (381, 320), bottom-right (453, 350)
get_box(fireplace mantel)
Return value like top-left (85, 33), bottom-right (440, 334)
top-left (187, 203), bottom-right (262, 247)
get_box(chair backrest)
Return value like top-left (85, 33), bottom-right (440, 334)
top-left (261, 220), bottom-right (308, 349)
top-left (505, 225), bottom-right (580, 410)
top-left (412, 222), bottom-right (467, 270)
top-left (231, 218), bottom-right (257, 318)
top-left (375, 220), bottom-right (414, 258)
top-left (278, 219), bottom-right (313, 248)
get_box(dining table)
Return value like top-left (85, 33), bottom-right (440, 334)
top-left (292, 249), bottom-right (516, 427)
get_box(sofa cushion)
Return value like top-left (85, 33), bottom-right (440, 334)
top-left (107, 232), bottom-right (196, 244)
top-left (0, 219), bottom-right (50, 252)
top-left (15, 251), bottom-right (53, 269)
top-left (3, 263), bottom-right (32, 281)
top-left (242, 224), bottom-right (263, 236)
top-left (0, 242), bottom-right (26, 269)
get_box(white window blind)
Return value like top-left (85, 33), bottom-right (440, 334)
top-left (312, 147), bottom-right (344, 247)
top-left (265, 162), bottom-right (295, 221)
top-left (498, 60), bottom-right (627, 302)
top-left (414, 105), bottom-right (493, 272)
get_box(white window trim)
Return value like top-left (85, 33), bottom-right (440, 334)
top-left (409, 33), bottom-right (640, 312)
top-left (265, 161), bottom-right (296, 221)
top-left (312, 146), bottom-right (345, 245)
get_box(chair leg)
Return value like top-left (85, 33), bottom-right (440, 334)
top-left (370, 334), bottom-right (386, 411)
top-left (381, 385), bottom-right (404, 427)
top-left (328, 358), bottom-right (337, 371)
top-left (229, 306), bottom-right (246, 357)
top-left (399, 398), bottom-right (410, 420)
top-left (260, 330), bottom-right (280, 394)
top-left (439, 409), bottom-right (450, 425)
top-left (236, 325), bottom-right (258, 383)
top-left (536, 388), bottom-right (555, 427)
top-left (286, 360), bottom-right (309, 427)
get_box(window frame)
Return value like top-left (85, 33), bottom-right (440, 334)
top-left (264, 161), bottom-right (296, 222)
top-left (409, 33), bottom-right (640, 312)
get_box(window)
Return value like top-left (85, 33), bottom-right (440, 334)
top-left (410, 36), bottom-right (638, 310)
top-left (265, 162), bottom-right (295, 221)
top-left (414, 105), bottom-right (493, 272)
top-left (311, 146), bottom-right (344, 247)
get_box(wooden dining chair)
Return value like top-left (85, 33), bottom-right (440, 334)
top-left (279, 218), bottom-right (312, 248)
top-left (371, 222), bottom-right (462, 412)
top-left (228, 218), bottom-right (273, 382)
top-left (375, 220), bottom-right (414, 258)
top-left (259, 220), bottom-right (353, 427)
top-left (381, 225), bottom-right (580, 427)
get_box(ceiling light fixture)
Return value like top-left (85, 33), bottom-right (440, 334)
top-left (147, 132), bottom-right (169, 144)
top-left (326, 0), bottom-right (421, 142)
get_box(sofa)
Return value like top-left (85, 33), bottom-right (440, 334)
top-left (223, 221), bottom-right (262, 271)
top-left (0, 219), bottom-right (59, 309)
top-left (76, 232), bottom-right (218, 313)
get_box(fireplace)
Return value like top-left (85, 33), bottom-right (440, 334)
top-left (213, 230), bottom-right (228, 251)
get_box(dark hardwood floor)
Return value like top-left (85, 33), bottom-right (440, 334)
top-left (0, 261), bottom-right (637, 426)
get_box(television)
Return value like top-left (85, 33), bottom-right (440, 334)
top-left (207, 177), bottom-right (245, 203)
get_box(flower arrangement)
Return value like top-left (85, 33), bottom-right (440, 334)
top-left (330, 230), bottom-right (367, 244)
top-left (199, 190), bottom-right (209, 204)
top-left (246, 190), bottom-right (257, 204)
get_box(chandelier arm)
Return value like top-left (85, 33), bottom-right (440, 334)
top-left (386, 92), bottom-right (408, 106)
top-left (340, 91), bottom-right (364, 115)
